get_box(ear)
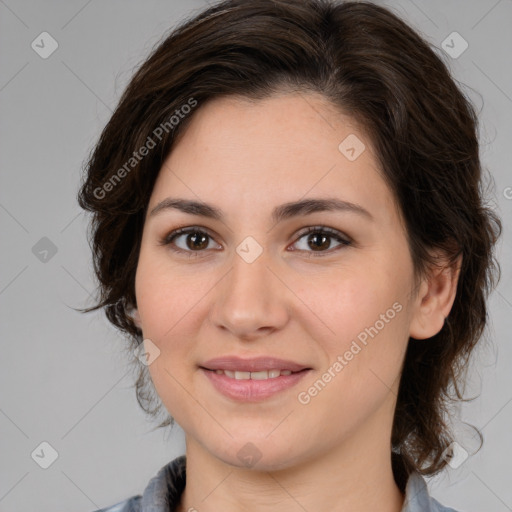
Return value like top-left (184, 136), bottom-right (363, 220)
top-left (133, 309), bottom-right (142, 329)
top-left (127, 306), bottom-right (142, 329)
top-left (409, 252), bottom-right (462, 340)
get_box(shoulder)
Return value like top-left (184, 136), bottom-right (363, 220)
top-left (90, 455), bottom-right (186, 512)
top-left (403, 472), bottom-right (464, 512)
top-left (91, 495), bottom-right (141, 512)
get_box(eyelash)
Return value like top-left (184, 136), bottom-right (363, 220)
top-left (158, 225), bottom-right (352, 258)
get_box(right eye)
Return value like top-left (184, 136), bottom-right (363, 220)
top-left (159, 227), bottom-right (222, 256)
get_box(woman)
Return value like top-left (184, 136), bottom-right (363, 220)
top-left (77, 0), bottom-right (502, 511)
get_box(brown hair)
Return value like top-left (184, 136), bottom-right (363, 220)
top-left (77, 0), bottom-right (502, 490)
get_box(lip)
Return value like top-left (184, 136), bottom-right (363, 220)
top-left (200, 367), bottom-right (312, 402)
top-left (200, 356), bottom-right (311, 373)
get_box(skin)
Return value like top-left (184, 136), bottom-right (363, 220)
top-left (132, 91), bottom-right (460, 512)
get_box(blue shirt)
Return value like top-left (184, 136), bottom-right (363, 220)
top-left (93, 455), bottom-right (460, 512)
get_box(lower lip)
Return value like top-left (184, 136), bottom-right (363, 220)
top-left (200, 368), bottom-right (311, 402)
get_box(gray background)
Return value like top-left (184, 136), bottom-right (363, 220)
top-left (0, 0), bottom-right (511, 511)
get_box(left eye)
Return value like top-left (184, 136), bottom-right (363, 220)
top-left (291, 227), bottom-right (352, 255)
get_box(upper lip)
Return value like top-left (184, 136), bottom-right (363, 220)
top-left (200, 356), bottom-right (311, 373)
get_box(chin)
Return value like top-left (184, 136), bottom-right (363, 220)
top-left (209, 438), bottom-right (306, 472)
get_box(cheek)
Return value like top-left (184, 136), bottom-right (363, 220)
top-left (295, 266), bottom-right (403, 341)
top-left (136, 262), bottom-right (203, 425)
top-left (135, 249), bottom-right (203, 341)
top-left (296, 278), bottom-right (408, 431)
top-left (295, 264), bottom-right (410, 396)
top-left (134, 254), bottom-right (212, 395)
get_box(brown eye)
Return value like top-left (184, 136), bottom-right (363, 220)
top-left (160, 227), bottom-right (220, 255)
top-left (291, 226), bottom-right (352, 256)
top-left (185, 231), bottom-right (209, 250)
top-left (306, 232), bottom-right (331, 251)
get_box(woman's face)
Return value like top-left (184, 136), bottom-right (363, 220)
top-left (134, 92), bottom-right (423, 469)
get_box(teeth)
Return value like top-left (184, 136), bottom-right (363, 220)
top-left (214, 369), bottom-right (295, 380)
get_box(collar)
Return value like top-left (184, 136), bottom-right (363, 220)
top-left (401, 470), bottom-right (438, 512)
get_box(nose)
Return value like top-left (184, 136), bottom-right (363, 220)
top-left (209, 246), bottom-right (290, 341)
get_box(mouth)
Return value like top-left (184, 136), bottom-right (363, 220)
top-left (200, 355), bottom-right (312, 374)
top-left (199, 356), bottom-right (312, 401)
top-left (199, 363), bottom-right (312, 401)
top-left (200, 368), bottom-right (309, 380)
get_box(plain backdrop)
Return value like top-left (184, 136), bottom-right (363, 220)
top-left (1, 1), bottom-right (511, 511)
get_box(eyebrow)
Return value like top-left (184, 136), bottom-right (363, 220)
top-left (149, 197), bottom-right (373, 223)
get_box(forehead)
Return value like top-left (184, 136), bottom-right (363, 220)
top-left (149, 93), bottom-right (400, 227)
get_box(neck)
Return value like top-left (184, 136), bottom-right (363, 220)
top-left (176, 414), bottom-right (405, 512)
